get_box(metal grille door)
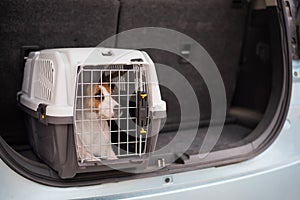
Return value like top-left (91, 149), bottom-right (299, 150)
top-left (74, 64), bottom-right (149, 164)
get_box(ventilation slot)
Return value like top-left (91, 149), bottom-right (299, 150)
top-left (34, 59), bottom-right (54, 101)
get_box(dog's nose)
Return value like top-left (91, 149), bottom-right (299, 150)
top-left (109, 98), bottom-right (121, 118)
top-left (113, 104), bottom-right (123, 118)
top-left (112, 98), bottom-right (119, 107)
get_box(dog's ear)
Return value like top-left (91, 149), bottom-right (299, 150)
top-left (110, 83), bottom-right (116, 91)
top-left (100, 72), bottom-right (109, 83)
top-left (101, 71), bottom-right (126, 81)
top-left (100, 71), bottom-right (129, 92)
top-left (99, 73), bottom-right (116, 91)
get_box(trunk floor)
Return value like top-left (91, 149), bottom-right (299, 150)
top-left (13, 144), bottom-right (41, 162)
top-left (15, 124), bottom-right (251, 162)
top-left (156, 123), bottom-right (251, 154)
top-left (18, 149), bottom-right (41, 162)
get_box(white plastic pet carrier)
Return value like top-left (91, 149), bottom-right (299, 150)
top-left (18, 48), bottom-right (166, 178)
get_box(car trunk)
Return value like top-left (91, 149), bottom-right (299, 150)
top-left (0, 0), bottom-right (291, 185)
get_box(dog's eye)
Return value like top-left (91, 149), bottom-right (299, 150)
top-left (94, 91), bottom-right (105, 101)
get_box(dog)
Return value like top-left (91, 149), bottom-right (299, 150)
top-left (75, 74), bottom-right (119, 161)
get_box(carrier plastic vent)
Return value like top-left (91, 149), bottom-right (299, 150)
top-left (34, 59), bottom-right (54, 101)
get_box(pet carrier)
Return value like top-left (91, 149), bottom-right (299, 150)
top-left (18, 48), bottom-right (166, 178)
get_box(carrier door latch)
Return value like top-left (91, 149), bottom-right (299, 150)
top-left (137, 92), bottom-right (148, 134)
top-left (37, 104), bottom-right (48, 125)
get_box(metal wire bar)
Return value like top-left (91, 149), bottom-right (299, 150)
top-left (80, 69), bottom-right (84, 162)
top-left (118, 71), bottom-right (121, 156)
top-left (126, 72), bottom-right (129, 155)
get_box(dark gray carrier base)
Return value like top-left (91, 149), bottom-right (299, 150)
top-left (21, 104), bottom-right (162, 179)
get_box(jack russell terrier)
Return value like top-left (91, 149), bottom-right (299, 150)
top-left (76, 74), bottom-right (120, 161)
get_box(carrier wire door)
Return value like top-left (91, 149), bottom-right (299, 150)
top-left (74, 64), bottom-right (150, 165)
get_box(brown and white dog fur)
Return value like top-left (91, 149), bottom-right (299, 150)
top-left (76, 81), bottom-right (118, 161)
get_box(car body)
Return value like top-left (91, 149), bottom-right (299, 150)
top-left (1, 0), bottom-right (299, 199)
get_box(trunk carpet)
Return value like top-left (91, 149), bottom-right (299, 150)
top-left (156, 123), bottom-right (251, 154)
